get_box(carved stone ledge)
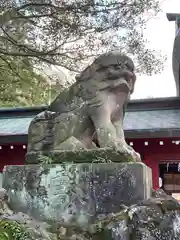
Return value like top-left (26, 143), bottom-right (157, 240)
top-left (25, 148), bottom-right (137, 164)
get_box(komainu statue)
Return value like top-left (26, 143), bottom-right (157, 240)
top-left (26, 51), bottom-right (141, 162)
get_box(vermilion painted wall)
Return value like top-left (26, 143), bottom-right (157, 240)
top-left (0, 144), bottom-right (26, 171)
top-left (127, 138), bottom-right (180, 190)
top-left (1, 137), bottom-right (180, 190)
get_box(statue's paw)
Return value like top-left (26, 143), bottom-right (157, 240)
top-left (115, 141), bottom-right (141, 162)
top-left (131, 151), bottom-right (141, 162)
top-left (100, 141), bottom-right (118, 149)
top-left (126, 147), bottom-right (141, 162)
top-left (115, 140), bottom-right (129, 152)
top-left (126, 144), bottom-right (141, 162)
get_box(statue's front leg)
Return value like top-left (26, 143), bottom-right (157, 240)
top-left (113, 119), bottom-right (126, 144)
top-left (88, 106), bottom-right (118, 148)
top-left (113, 119), bottom-right (141, 162)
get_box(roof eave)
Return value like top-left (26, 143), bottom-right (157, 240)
top-left (166, 13), bottom-right (180, 21)
top-left (1, 129), bottom-right (180, 144)
top-left (1, 96), bottom-right (180, 117)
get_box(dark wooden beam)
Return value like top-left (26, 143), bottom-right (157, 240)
top-left (127, 97), bottom-right (180, 111)
top-left (1, 97), bottom-right (180, 118)
top-left (125, 129), bottom-right (180, 139)
top-left (0, 106), bottom-right (48, 118)
top-left (0, 135), bottom-right (27, 145)
top-left (166, 13), bottom-right (180, 21)
top-left (1, 128), bottom-right (180, 144)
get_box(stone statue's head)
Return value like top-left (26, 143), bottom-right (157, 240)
top-left (76, 51), bottom-right (136, 95)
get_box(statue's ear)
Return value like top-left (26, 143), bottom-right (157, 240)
top-left (130, 72), bottom-right (136, 94)
top-left (75, 74), bottom-right (81, 81)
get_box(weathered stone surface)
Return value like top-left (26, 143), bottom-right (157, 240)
top-left (0, 188), bottom-right (56, 239)
top-left (26, 51), bottom-right (141, 163)
top-left (1, 186), bottom-right (180, 240)
top-left (25, 148), bottom-right (137, 164)
top-left (3, 163), bottom-right (152, 224)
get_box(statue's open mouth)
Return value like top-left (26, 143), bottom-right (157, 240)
top-left (110, 78), bottom-right (130, 94)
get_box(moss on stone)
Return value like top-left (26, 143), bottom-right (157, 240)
top-left (25, 148), bottom-right (136, 164)
top-left (0, 220), bottom-right (31, 240)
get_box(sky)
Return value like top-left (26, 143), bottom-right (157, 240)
top-left (131, 0), bottom-right (180, 99)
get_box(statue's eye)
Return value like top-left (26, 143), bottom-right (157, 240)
top-left (96, 65), bottom-right (107, 72)
top-left (124, 63), bottom-right (133, 72)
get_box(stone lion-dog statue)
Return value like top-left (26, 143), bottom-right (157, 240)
top-left (27, 51), bottom-right (141, 162)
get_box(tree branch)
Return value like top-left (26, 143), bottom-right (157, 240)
top-left (0, 55), bottom-right (25, 82)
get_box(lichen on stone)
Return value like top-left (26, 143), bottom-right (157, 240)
top-left (25, 148), bottom-right (136, 164)
top-left (1, 188), bottom-right (180, 239)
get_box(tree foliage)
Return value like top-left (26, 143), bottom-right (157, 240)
top-left (0, 0), bottom-right (165, 106)
top-left (0, 56), bottom-right (60, 107)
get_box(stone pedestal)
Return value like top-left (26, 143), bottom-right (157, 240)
top-left (2, 163), bottom-right (152, 224)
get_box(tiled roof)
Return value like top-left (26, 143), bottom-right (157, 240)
top-left (124, 109), bottom-right (180, 130)
top-left (0, 116), bottom-right (33, 135)
top-left (1, 109), bottom-right (180, 136)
